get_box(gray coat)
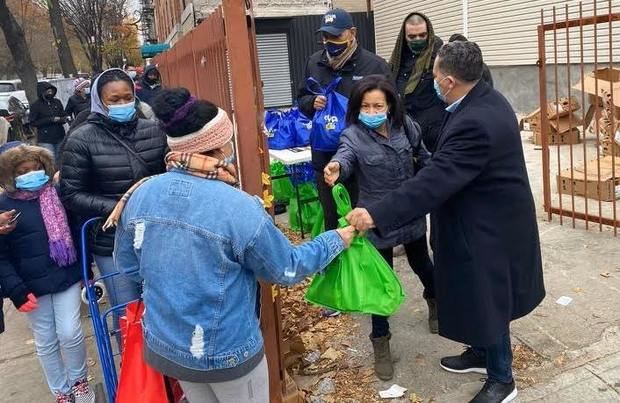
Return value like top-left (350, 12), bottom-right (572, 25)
top-left (332, 117), bottom-right (430, 249)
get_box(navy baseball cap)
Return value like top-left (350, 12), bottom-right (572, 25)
top-left (317, 8), bottom-right (354, 36)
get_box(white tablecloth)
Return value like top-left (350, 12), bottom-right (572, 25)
top-left (269, 147), bottom-right (312, 166)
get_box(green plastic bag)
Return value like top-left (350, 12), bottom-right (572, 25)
top-left (304, 184), bottom-right (405, 316)
top-left (288, 183), bottom-right (322, 233)
top-left (270, 162), bottom-right (295, 203)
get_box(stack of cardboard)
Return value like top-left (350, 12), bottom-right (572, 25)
top-left (557, 156), bottom-right (620, 202)
top-left (597, 89), bottom-right (620, 158)
top-left (523, 96), bottom-right (582, 145)
top-left (573, 67), bottom-right (620, 137)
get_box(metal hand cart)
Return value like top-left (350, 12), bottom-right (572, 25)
top-left (81, 217), bottom-right (186, 403)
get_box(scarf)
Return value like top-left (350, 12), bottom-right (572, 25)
top-left (9, 185), bottom-right (77, 267)
top-left (389, 12), bottom-right (436, 96)
top-left (103, 152), bottom-right (238, 231)
top-left (327, 37), bottom-right (359, 71)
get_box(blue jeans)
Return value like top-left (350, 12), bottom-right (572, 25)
top-left (93, 255), bottom-right (142, 349)
top-left (473, 331), bottom-right (513, 384)
top-left (38, 142), bottom-right (59, 160)
top-left (26, 283), bottom-right (87, 395)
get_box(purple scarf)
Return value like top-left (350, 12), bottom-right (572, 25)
top-left (9, 185), bottom-right (77, 267)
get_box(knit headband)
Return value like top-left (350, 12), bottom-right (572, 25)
top-left (163, 96), bottom-right (197, 131)
top-left (166, 107), bottom-right (234, 154)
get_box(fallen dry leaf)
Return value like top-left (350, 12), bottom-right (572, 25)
top-left (600, 272), bottom-right (612, 278)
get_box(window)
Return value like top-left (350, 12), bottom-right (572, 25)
top-left (0, 83), bottom-right (16, 93)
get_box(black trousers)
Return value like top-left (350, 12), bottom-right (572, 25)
top-left (371, 236), bottom-right (436, 338)
top-left (315, 170), bottom-right (358, 230)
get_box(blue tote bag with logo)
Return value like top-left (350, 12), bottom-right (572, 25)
top-left (265, 109), bottom-right (295, 150)
top-left (306, 77), bottom-right (349, 152)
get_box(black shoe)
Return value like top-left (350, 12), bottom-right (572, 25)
top-left (440, 347), bottom-right (487, 375)
top-left (469, 379), bottom-right (517, 403)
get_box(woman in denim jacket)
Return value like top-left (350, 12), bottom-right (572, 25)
top-left (107, 88), bottom-right (355, 403)
top-left (324, 75), bottom-right (436, 381)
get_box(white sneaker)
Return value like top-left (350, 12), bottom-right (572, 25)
top-left (71, 378), bottom-right (95, 403)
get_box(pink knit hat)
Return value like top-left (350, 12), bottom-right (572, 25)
top-left (166, 107), bottom-right (234, 153)
top-left (73, 78), bottom-right (90, 93)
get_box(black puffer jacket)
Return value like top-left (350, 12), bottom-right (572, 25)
top-left (60, 113), bottom-right (167, 256)
top-left (29, 82), bottom-right (67, 145)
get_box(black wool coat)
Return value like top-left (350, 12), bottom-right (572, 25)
top-left (367, 81), bottom-right (545, 347)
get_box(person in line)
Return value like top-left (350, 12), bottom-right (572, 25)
top-left (65, 79), bottom-right (91, 119)
top-left (30, 82), bottom-right (69, 159)
top-left (60, 68), bottom-right (168, 347)
top-left (106, 88), bottom-right (356, 403)
top-left (296, 8), bottom-right (390, 240)
top-left (448, 34), bottom-right (494, 88)
top-left (136, 64), bottom-right (162, 105)
top-left (324, 75), bottom-right (436, 380)
top-left (390, 12), bottom-right (445, 152)
top-left (346, 42), bottom-right (545, 403)
top-left (0, 143), bottom-right (95, 403)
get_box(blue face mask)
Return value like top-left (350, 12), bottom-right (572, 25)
top-left (324, 40), bottom-right (349, 57)
top-left (15, 170), bottom-right (49, 191)
top-left (434, 77), bottom-right (451, 103)
top-left (108, 102), bottom-right (136, 123)
top-left (358, 112), bottom-right (388, 130)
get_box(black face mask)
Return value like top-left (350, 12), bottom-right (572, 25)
top-left (44, 93), bottom-right (54, 100)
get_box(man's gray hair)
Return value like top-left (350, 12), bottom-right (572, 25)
top-left (406, 14), bottom-right (426, 26)
top-left (437, 41), bottom-right (484, 83)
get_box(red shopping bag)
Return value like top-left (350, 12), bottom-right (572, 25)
top-left (116, 301), bottom-right (184, 403)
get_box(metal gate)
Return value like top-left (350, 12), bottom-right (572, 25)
top-left (537, 0), bottom-right (620, 235)
top-left (153, 2), bottom-right (290, 402)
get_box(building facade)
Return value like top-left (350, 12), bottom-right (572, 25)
top-left (152, 0), bottom-right (375, 108)
top-left (374, 0), bottom-right (620, 112)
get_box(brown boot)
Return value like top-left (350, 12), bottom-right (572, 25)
top-left (426, 298), bottom-right (439, 334)
top-left (370, 333), bottom-right (394, 380)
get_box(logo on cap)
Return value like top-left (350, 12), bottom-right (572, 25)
top-left (324, 14), bottom-right (336, 24)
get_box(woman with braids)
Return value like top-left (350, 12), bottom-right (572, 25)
top-left (105, 88), bottom-right (355, 403)
top-left (59, 68), bottom-right (167, 346)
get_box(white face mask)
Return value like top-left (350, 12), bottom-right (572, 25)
top-left (84, 88), bottom-right (90, 95)
top-left (128, 71), bottom-right (137, 80)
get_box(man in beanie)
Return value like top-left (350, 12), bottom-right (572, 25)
top-left (107, 88), bottom-right (354, 402)
top-left (297, 8), bottom-right (390, 240)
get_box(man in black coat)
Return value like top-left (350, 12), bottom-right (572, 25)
top-left (296, 8), bottom-right (390, 231)
top-left (29, 82), bottom-right (69, 159)
top-left (136, 65), bottom-right (162, 105)
top-left (347, 42), bottom-right (545, 403)
top-left (390, 12), bottom-right (446, 153)
top-left (448, 34), bottom-right (494, 88)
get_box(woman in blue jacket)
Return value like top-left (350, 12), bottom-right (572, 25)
top-left (0, 144), bottom-right (94, 403)
top-left (106, 88), bottom-right (355, 403)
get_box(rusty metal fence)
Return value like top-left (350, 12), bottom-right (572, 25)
top-left (152, 2), bottom-right (290, 402)
top-left (538, 0), bottom-right (620, 235)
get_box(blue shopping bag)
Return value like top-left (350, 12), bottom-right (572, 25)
top-left (290, 107), bottom-right (312, 147)
top-left (306, 77), bottom-right (349, 152)
top-left (265, 109), bottom-right (295, 150)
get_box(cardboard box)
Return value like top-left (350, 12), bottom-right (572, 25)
top-left (549, 114), bottom-right (583, 134)
top-left (557, 156), bottom-right (620, 201)
top-left (573, 68), bottom-right (620, 116)
top-left (534, 128), bottom-right (581, 145)
top-left (547, 97), bottom-right (581, 120)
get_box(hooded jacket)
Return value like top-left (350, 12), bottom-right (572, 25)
top-left (65, 93), bottom-right (91, 118)
top-left (60, 69), bottom-right (167, 256)
top-left (136, 65), bottom-right (162, 105)
top-left (0, 145), bottom-right (82, 309)
top-left (390, 12), bottom-right (446, 152)
top-left (29, 82), bottom-right (67, 145)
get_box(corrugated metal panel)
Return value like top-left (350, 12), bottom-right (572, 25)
top-left (468, 0), bottom-right (620, 66)
top-left (374, 0), bottom-right (464, 61)
top-left (257, 33), bottom-right (293, 108)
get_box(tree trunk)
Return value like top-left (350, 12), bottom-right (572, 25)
top-left (47, 0), bottom-right (77, 77)
top-left (0, 0), bottom-right (38, 105)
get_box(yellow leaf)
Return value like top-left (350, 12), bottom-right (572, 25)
top-left (262, 172), bottom-right (271, 186)
top-left (262, 190), bottom-right (274, 208)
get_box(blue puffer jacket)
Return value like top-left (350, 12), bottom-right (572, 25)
top-left (0, 194), bottom-right (82, 308)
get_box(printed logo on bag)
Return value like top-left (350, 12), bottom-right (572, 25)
top-left (324, 14), bottom-right (336, 24)
top-left (304, 121), bottom-right (313, 130)
top-left (266, 127), bottom-right (275, 138)
top-left (324, 115), bottom-right (339, 131)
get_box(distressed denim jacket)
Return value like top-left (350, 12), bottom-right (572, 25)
top-left (114, 170), bottom-right (344, 372)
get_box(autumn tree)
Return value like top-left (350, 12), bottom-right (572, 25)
top-left (0, 0), bottom-right (38, 103)
top-left (44, 0), bottom-right (77, 77)
top-left (103, 19), bottom-right (141, 68)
